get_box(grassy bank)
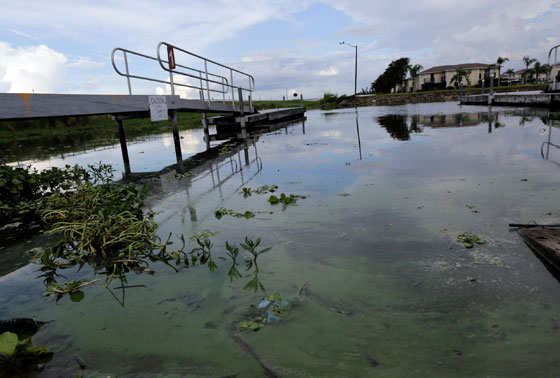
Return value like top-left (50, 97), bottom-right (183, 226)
top-left (375, 83), bottom-right (547, 97)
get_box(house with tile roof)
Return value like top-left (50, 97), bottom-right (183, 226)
top-left (397, 63), bottom-right (499, 93)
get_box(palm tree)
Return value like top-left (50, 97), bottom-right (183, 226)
top-left (408, 64), bottom-right (423, 92)
top-left (450, 68), bottom-right (471, 87)
top-left (523, 55), bottom-right (537, 84)
top-left (496, 57), bottom-right (509, 86)
top-left (532, 61), bottom-right (552, 83)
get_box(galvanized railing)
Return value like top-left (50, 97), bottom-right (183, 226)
top-left (156, 42), bottom-right (254, 109)
top-left (548, 44), bottom-right (560, 90)
top-left (111, 43), bottom-right (255, 110)
top-left (111, 47), bottom-right (229, 100)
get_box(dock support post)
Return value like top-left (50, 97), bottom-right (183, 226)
top-left (202, 113), bottom-right (210, 150)
top-left (300, 94), bottom-right (304, 107)
top-left (171, 110), bottom-right (184, 172)
top-left (481, 80), bottom-right (485, 95)
top-left (116, 119), bottom-right (131, 176)
top-left (238, 88), bottom-right (247, 139)
top-left (490, 76), bottom-right (494, 95)
top-left (459, 83), bottom-right (463, 97)
top-left (282, 96), bottom-right (286, 108)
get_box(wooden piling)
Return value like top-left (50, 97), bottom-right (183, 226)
top-left (116, 119), bottom-right (131, 176)
top-left (238, 88), bottom-right (247, 138)
top-left (170, 110), bottom-right (184, 172)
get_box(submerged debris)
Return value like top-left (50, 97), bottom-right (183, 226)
top-left (238, 293), bottom-right (301, 332)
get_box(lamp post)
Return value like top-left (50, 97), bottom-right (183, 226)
top-left (340, 41), bottom-right (357, 97)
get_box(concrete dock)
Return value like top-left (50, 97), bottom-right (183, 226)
top-left (460, 92), bottom-right (560, 108)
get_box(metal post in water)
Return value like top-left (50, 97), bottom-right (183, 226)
top-left (283, 96), bottom-right (286, 107)
top-left (202, 113), bottom-right (210, 150)
top-left (459, 83), bottom-right (463, 97)
top-left (300, 94), bottom-right (304, 107)
top-left (170, 110), bottom-right (184, 172)
top-left (490, 76), bottom-right (494, 95)
top-left (116, 119), bottom-right (131, 175)
top-left (238, 87), bottom-right (247, 138)
top-left (481, 79), bottom-right (485, 95)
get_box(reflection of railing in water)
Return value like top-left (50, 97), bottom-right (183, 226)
top-left (541, 121), bottom-right (560, 167)
top-left (156, 139), bottom-right (263, 226)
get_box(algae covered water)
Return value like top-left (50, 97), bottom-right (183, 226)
top-left (1, 102), bottom-right (560, 377)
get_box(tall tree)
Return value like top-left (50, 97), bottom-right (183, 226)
top-left (450, 68), bottom-right (471, 87)
top-left (496, 56), bottom-right (509, 86)
top-left (523, 55), bottom-right (537, 84)
top-left (533, 61), bottom-right (550, 83)
top-left (371, 57), bottom-right (410, 94)
top-left (408, 64), bottom-right (423, 92)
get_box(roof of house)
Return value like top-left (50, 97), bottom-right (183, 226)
top-left (419, 63), bottom-right (491, 74)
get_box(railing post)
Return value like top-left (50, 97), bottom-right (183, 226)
top-left (123, 51), bottom-right (132, 95)
top-left (204, 59), bottom-right (210, 105)
top-left (230, 70), bottom-right (235, 108)
top-left (199, 72), bottom-right (204, 102)
top-left (222, 78), bottom-right (226, 103)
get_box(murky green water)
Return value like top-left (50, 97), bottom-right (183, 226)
top-left (2, 102), bottom-right (560, 377)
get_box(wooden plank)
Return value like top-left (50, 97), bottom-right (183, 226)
top-left (519, 228), bottom-right (560, 272)
top-left (0, 93), bottom-right (253, 121)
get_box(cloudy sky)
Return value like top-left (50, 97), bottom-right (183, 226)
top-left (1, 0), bottom-right (559, 99)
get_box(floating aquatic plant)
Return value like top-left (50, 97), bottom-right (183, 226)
top-left (457, 232), bottom-right (486, 248)
top-left (214, 207), bottom-right (255, 219)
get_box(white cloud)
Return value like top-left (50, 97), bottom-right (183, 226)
top-left (65, 58), bottom-right (105, 69)
top-left (0, 42), bottom-right (67, 93)
top-left (318, 67), bottom-right (339, 76)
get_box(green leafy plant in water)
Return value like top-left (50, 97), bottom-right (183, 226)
top-left (214, 207), bottom-right (255, 219)
top-left (241, 187), bottom-right (252, 197)
top-left (238, 321), bottom-right (260, 332)
top-left (338, 193), bottom-right (350, 197)
top-left (35, 168), bottom-right (188, 302)
top-left (225, 242), bottom-right (242, 281)
top-left (0, 163), bottom-right (112, 239)
top-left (457, 232), bottom-right (486, 248)
top-left (191, 237), bottom-right (217, 271)
top-left (189, 230), bottom-right (219, 241)
top-left (165, 171), bottom-right (192, 180)
top-left (241, 237), bottom-right (272, 266)
top-left (268, 193), bottom-right (297, 205)
top-left (254, 185), bottom-right (278, 194)
top-left (0, 331), bottom-right (53, 374)
top-left (44, 279), bottom-right (100, 303)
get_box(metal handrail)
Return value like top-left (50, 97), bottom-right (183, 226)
top-left (548, 45), bottom-right (560, 88)
top-left (111, 47), bottom-right (230, 99)
top-left (156, 42), bottom-right (255, 110)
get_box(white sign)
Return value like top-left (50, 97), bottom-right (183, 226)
top-left (148, 96), bottom-right (168, 122)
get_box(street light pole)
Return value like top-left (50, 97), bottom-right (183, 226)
top-left (340, 41), bottom-right (358, 98)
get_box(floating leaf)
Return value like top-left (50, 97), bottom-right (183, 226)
top-left (0, 332), bottom-right (18, 357)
